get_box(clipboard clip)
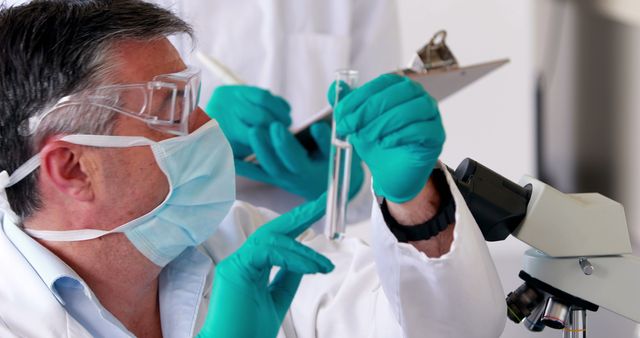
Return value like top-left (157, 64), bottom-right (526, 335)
top-left (407, 30), bottom-right (459, 73)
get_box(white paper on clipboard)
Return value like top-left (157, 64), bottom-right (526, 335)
top-left (289, 58), bottom-right (509, 133)
top-left (403, 58), bottom-right (510, 101)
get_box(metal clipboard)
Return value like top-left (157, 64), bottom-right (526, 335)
top-left (240, 30), bottom-right (510, 162)
top-left (399, 30), bottom-right (509, 101)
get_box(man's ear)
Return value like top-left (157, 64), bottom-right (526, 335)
top-left (39, 141), bottom-right (95, 202)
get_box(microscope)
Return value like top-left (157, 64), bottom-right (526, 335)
top-left (449, 158), bottom-right (640, 337)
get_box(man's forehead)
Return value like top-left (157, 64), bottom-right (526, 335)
top-left (110, 38), bottom-right (186, 84)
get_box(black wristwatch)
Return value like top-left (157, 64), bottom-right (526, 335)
top-left (380, 169), bottom-right (456, 243)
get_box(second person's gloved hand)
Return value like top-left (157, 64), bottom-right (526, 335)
top-left (331, 74), bottom-right (445, 203)
top-left (207, 84), bottom-right (364, 201)
top-left (206, 85), bottom-right (292, 158)
top-left (235, 121), bottom-right (364, 200)
top-left (197, 194), bottom-right (334, 338)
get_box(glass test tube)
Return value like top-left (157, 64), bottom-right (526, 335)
top-left (325, 69), bottom-right (358, 240)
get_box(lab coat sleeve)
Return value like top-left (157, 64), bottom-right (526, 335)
top-left (371, 163), bottom-right (507, 338)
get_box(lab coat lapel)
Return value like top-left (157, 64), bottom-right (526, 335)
top-left (0, 216), bottom-right (92, 338)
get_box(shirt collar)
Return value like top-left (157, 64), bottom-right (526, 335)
top-left (3, 214), bottom-right (214, 337)
top-left (2, 215), bottom-right (89, 304)
top-left (159, 247), bottom-right (213, 336)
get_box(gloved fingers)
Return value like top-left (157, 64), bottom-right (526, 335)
top-left (240, 86), bottom-right (292, 126)
top-left (234, 159), bottom-right (278, 185)
top-left (309, 122), bottom-right (332, 159)
top-left (258, 233), bottom-right (331, 264)
top-left (334, 74), bottom-right (405, 127)
top-left (228, 143), bottom-right (253, 160)
top-left (268, 248), bottom-right (332, 319)
top-left (208, 85), bottom-right (291, 127)
top-left (326, 80), bottom-right (354, 106)
top-left (270, 122), bottom-right (310, 175)
top-left (249, 126), bottom-right (292, 178)
top-left (231, 102), bottom-right (274, 127)
top-left (337, 78), bottom-right (426, 137)
top-left (377, 119), bottom-right (446, 150)
top-left (204, 85), bottom-right (229, 118)
top-left (352, 96), bottom-right (435, 143)
top-left (259, 193), bottom-right (327, 237)
top-left (268, 234), bottom-right (333, 271)
top-left (247, 236), bottom-right (334, 274)
top-left (371, 156), bottom-right (437, 204)
top-left (253, 247), bottom-right (325, 274)
top-left (375, 147), bottom-right (441, 171)
top-left (269, 270), bottom-right (304, 318)
top-left (269, 259), bottom-right (334, 318)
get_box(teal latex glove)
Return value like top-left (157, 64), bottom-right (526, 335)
top-left (206, 85), bottom-right (292, 158)
top-left (197, 194), bottom-right (334, 338)
top-left (331, 74), bottom-right (445, 203)
top-left (235, 121), bottom-right (365, 200)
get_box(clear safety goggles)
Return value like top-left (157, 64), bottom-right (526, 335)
top-left (19, 67), bottom-right (202, 137)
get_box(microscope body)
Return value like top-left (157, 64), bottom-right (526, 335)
top-left (514, 176), bottom-right (640, 323)
top-left (451, 158), bottom-right (640, 333)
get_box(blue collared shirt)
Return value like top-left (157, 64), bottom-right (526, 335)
top-left (4, 220), bottom-right (213, 338)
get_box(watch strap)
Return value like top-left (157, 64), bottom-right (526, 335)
top-left (380, 169), bottom-right (456, 242)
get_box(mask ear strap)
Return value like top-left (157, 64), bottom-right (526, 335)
top-left (61, 134), bottom-right (155, 148)
top-left (0, 134), bottom-right (145, 198)
top-left (1, 155), bottom-right (41, 223)
top-left (5, 155), bottom-right (41, 189)
top-left (0, 171), bottom-right (20, 224)
top-left (24, 227), bottom-right (114, 241)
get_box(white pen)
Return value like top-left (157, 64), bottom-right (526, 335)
top-left (195, 51), bottom-right (245, 85)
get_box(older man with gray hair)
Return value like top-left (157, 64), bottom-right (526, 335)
top-left (0, 1), bottom-right (506, 337)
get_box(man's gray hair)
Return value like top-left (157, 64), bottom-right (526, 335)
top-left (0, 0), bottom-right (193, 219)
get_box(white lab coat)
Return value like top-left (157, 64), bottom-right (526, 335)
top-left (0, 167), bottom-right (507, 337)
top-left (153, 0), bottom-right (403, 216)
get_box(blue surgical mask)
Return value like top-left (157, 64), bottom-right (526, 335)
top-left (0, 119), bottom-right (235, 267)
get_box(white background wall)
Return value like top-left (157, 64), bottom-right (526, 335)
top-left (397, 1), bottom-right (639, 337)
top-left (396, 2), bottom-right (536, 335)
top-left (397, 0), bottom-right (535, 181)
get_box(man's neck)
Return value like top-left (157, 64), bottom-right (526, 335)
top-left (91, 273), bottom-right (163, 338)
top-left (78, 257), bottom-right (163, 338)
top-left (27, 214), bottom-right (164, 337)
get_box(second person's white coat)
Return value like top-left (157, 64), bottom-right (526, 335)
top-left (157, 0), bottom-right (403, 216)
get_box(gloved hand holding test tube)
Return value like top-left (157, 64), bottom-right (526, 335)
top-left (198, 52), bottom-right (361, 240)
